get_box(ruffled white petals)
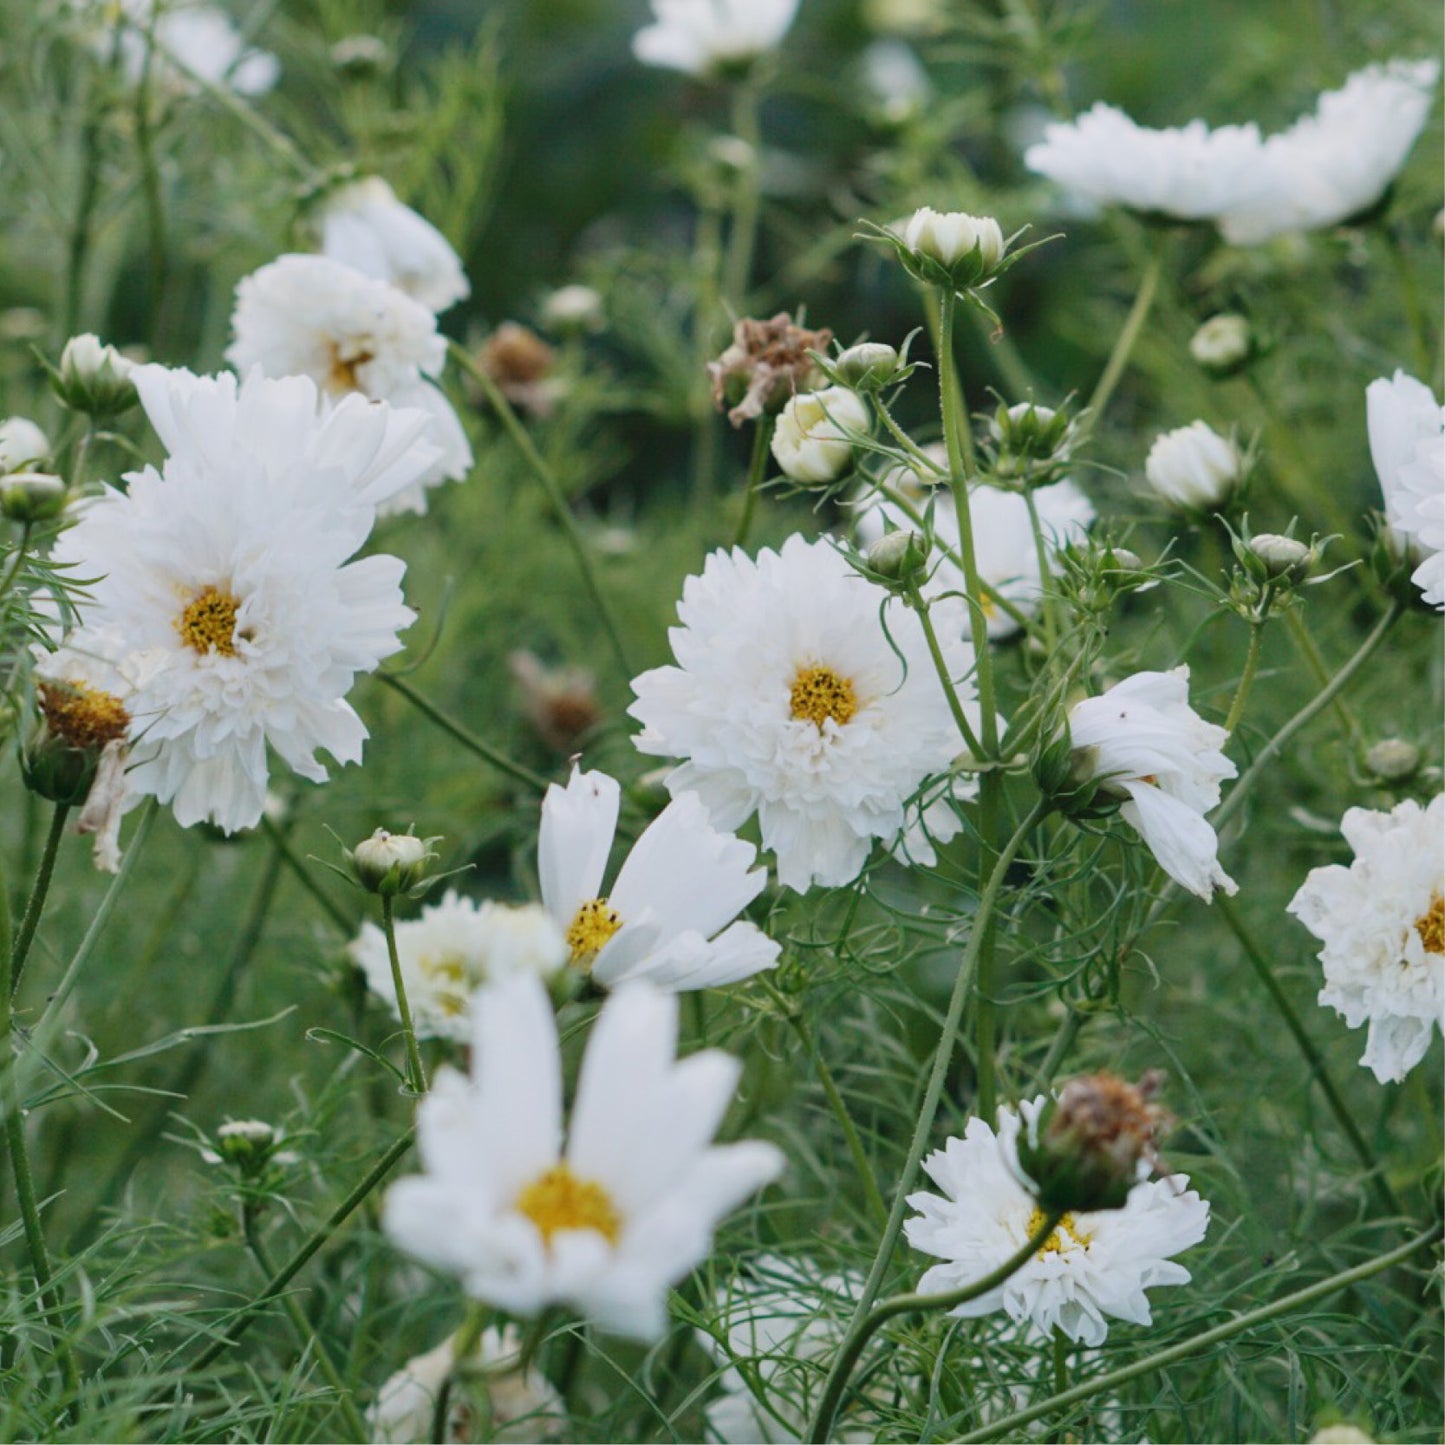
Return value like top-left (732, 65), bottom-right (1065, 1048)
top-left (1366, 371), bottom-right (1445, 608)
top-left (632, 0), bottom-right (799, 77)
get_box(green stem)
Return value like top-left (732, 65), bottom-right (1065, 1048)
top-left (934, 287), bottom-right (975, 475)
top-left (0, 523), bottom-right (34, 611)
top-left (1052, 1327), bottom-right (1070, 1396)
top-left (10, 803), bottom-right (71, 1000)
top-left (63, 81), bottom-right (106, 341)
top-left (1283, 609), bottom-right (1363, 750)
top-left (732, 416), bottom-right (774, 548)
top-left (1021, 487), bottom-right (1059, 659)
top-left (381, 895), bottom-right (427, 1096)
top-left (907, 585), bottom-right (984, 759)
top-left (135, 33), bottom-right (167, 347)
top-left (808, 1208), bottom-right (1064, 1442)
top-left (722, 79), bottom-right (763, 309)
top-left (972, 773), bottom-right (1003, 1125)
top-left (690, 199), bottom-right (725, 509)
top-left (1382, 223), bottom-right (1432, 379)
top-left (428, 1301), bottom-right (492, 1445)
top-left (1223, 618), bottom-right (1265, 735)
top-left (1084, 245), bottom-right (1162, 428)
top-left (260, 815), bottom-right (355, 934)
top-left (957, 1224), bottom-right (1442, 1443)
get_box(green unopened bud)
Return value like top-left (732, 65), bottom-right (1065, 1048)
top-left (22, 728), bottom-right (100, 806)
top-left (53, 333), bottom-right (138, 416)
top-left (1247, 532), bottom-right (1314, 583)
top-left (865, 528), bottom-right (928, 586)
top-left (350, 827), bottom-right (440, 896)
top-left (1, 471), bottom-right (67, 523)
top-left (1189, 313), bottom-right (1254, 377)
top-left (203, 1118), bottom-right (297, 1180)
top-left (1363, 737), bottom-right (1420, 783)
top-left (835, 342), bottom-right (901, 391)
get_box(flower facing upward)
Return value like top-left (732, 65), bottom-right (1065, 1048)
top-left (629, 534), bottom-right (982, 892)
top-left (538, 766), bottom-right (779, 991)
top-left (382, 974), bottom-right (784, 1340)
top-left (1366, 371), bottom-right (1445, 610)
top-left (632, 0), bottom-right (800, 78)
top-left (1287, 795), bottom-right (1444, 1084)
top-left (905, 1098), bottom-right (1210, 1346)
top-left (1067, 667), bottom-right (1238, 900)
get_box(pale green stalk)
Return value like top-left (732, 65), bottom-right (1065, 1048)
top-left (906, 583), bottom-right (983, 759)
top-left (9, 803), bottom-right (70, 999)
top-left (1083, 245), bottom-right (1162, 429)
top-left (380, 894), bottom-right (428, 1096)
top-left (1021, 487), bottom-right (1059, 658)
top-left (722, 78), bottom-right (763, 310)
top-left (1283, 608), bottom-right (1363, 750)
top-left (1223, 617), bottom-right (1266, 734)
top-left (732, 416), bottom-right (774, 548)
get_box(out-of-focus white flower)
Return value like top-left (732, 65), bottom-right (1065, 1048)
top-left (1143, 421), bottom-right (1243, 510)
top-left (905, 1098), bottom-right (1210, 1346)
top-left (860, 40), bottom-right (931, 125)
top-left (632, 0), bottom-right (799, 78)
top-left (350, 892), bottom-right (566, 1043)
top-left (50, 366), bottom-right (433, 833)
top-left (1068, 667), bottom-right (1238, 900)
top-left (1218, 60), bottom-right (1440, 244)
top-left (1288, 795), bottom-right (1444, 1084)
top-left (0, 417), bottom-right (50, 473)
top-left (1366, 371), bottom-right (1445, 609)
top-left (382, 974), bottom-right (784, 1340)
top-left (540, 285), bottom-right (605, 334)
top-left (227, 254), bottom-right (472, 515)
top-left (900, 207), bottom-right (1005, 271)
top-left (629, 534), bottom-right (983, 892)
top-left (316, 177), bottom-right (469, 315)
top-left (538, 766), bottom-right (778, 991)
top-left (1189, 314), bottom-right (1253, 374)
top-left (770, 388), bottom-right (869, 484)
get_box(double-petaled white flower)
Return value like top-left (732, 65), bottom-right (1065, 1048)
top-left (382, 974), bottom-right (784, 1340)
top-left (1067, 667), bottom-right (1238, 900)
top-left (1366, 371), bottom-right (1445, 609)
top-left (51, 365), bottom-right (435, 832)
top-left (771, 388), bottom-right (870, 485)
top-left (905, 1099), bottom-right (1210, 1346)
top-left (1143, 421), bottom-right (1243, 510)
top-left (227, 254), bottom-right (472, 515)
top-left (629, 534), bottom-right (983, 892)
top-left (538, 766), bottom-right (779, 991)
top-left (632, 0), bottom-right (800, 78)
top-left (1287, 795), bottom-right (1444, 1084)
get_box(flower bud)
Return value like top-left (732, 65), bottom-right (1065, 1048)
top-left (1363, 737), bottom-right (1420, 782)
top-left (1189, 313), bottom-right (1253, 377)
top-left (770, 387), bottom-right (869, 485)
top-left (1246, 532), bottom-right (1313, 583)
top-left (0, 471), bottom-right (67, 523)
top-left (902, 207), bottom-right (1005, 282)
top-left (329, 34), bottom-right (391, 77)
top-left (1308, 1427), bottom-right (1375, 1445)
top-left (53, 333), bottom-right (138, 416)
top-left (22, 727), bottom-right (100, 806)
top-left (203, 1118), bottom-right (298, 1179)
top-left (835, 342), bottom-right (901, 391)
top-left (350, 828), bottom-right (439, 896)
top-left (1143, 421), bottom-right (1243, 511)
top-left (540, 284), bottom-right (605, 336)
top-left (989, 399), bottom-right (1075, 480)
top-left (0, 417), bottom-right (50, 474)
top-left (865, 528), bottom-right (928, 586)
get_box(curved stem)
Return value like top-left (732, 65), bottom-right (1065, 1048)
top-left (1021, 488), bottom-right (1059, 659)
top-left (732, 416), bottom-right (774, 549)
top-left (261, 814), bottom-right (354, 933)
top-left (972, 774), bottom-right (1003, 1124)
top-left (1084, 245), bottom-right (1161, 427)
top-left (381, 895), bottom-right (427, 1096)
top-left (1283, 608), bottom-right (1363, 751)
top-left (10, 803), bottom-right (71, 1000)
top-left (907, 585), bottom-right (983, 758)
top-left (0, 522), bottom-right (35, 611)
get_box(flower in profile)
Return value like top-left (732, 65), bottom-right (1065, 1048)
top-left (708, 313), bottom-right (832, 428)
top-left (382, 973), bottom-right (784, 1340)
top-left (51, 365), bottom-right (435, 833)
top-left (771, 388), bottom-right (869, 484)
top-left (1143, 421), bottom-right (1244, 511)
top-left (632, 0), bottom-right (800, 78)
top-left (227, 254), bottom-right (472, 515)
top-left (1366, 371), bottom-right (1444, 610)
top-left (1067, 667), bottom-right (1238, 900)
top-left (0, 416), bottom-right (50, 473)
top-left (905, 1098), bottom-right (1210, 1346)
top-left (899, 207), bottom-right (1005, 286)
top-left (629, 534), bottom-right (982, 892)
top-left (1218, 60), bottom-right (1440, 244)
top-left (1287, 795), bottom-right (1444, 1084)
top-left (315, 177), bottom-right (469, 315)
top-left (538, 766), bottom-right (778, 991)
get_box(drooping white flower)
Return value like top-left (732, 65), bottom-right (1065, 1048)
top-left (538, 766), bottom-right (779, 991)
top-left (629, 534), bottom-right (983, 892)
top-left (50, 365), bottom-right (435, 833)
top-left (1366, 371), bottom-right (1445, 609)
top-left (316, 177), bottom-right (470, 315)
top-left (1143, 421), bottom-right (1243, 510)
top-left (771, 388), bottom-right (870, 485)
top-left (632, 0), bottom-right (800, 78)
top-left (1217, 60), bottom-right (1440, 245)
top-left (905, 1098), bottom-right (1210, 1346)
top-left (350, 892), bottom-right (567, 1043)
top-left (1067, 667), bottom-right (1238, 900)
top-left (226, 254), bottom-right (472, 515)
top-left (1287, 795), bottom-right (1444, 1084)
top-left (382, 974), bottom-right (784, 1340)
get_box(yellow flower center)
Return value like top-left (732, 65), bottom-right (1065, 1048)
top-left (1414, 892), bottom-right (1444, 956)
top-left (789, 665), bottom-right (857, 730)
top-left (515, 1163), bottom-right (621, 1246)
top-left (420, 952), bottom-right (469, 1015)
top-left (1027, 1206), bottom-right (1092, 1259)
top-left (566, 896), bottom-right (623, 966)
top-left (38, 680), bottom-right (130, 750)
top-left (176, 586), bottom-right (242, 656)
top-left (326, 340), bottom-right (375, 395)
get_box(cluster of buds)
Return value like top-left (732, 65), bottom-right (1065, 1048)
top-left (50, 333), bottom-right (138, 417)
top-left (0, 417), bottom-right (64, 524)
top-left (707, 312), bottom-right (832, 427)
top-left (1143, 420), bottom-right (1249, 513)
top-left (983, 399), bottom-right (1077, 486)
top-left (1051, 536), bottom-right (1161, 621)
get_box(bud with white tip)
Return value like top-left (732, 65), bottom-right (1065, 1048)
top-left (1363, 737), bottom-right (1420, 782)
top-left (900, 207), bottom-right (1005, 287)
top-left (770, 386), bottom-right (870, 484)
top-left (1, 471), bottom-right (67, 523)
top-left (1247, 532), bottom-right (1314, 583)
top-left (1144, 421), bottom-right (1244, 511)
top-left (1189, 313), bottom-right (1253, 376)
top-left (350, 828), bottom-right (440, 896)
top-left (541, 284), bottom-right (605, 336)
top-left (835, 341), bottom-right (900, 391)
top-left (54, 334), bottom-right (137, 416)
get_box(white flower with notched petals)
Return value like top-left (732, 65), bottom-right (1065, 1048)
top-left (632, 0), bottom-right (799, 77)
top-left (629, 534), bottom-right (983, 892)
top-left (1068, 668), bottom-right (1238, 900)
top-left (382, 974), bottom-right (784, 1341)
top-left (350, 892), bottom-right (567, 1043)
top-left (1143, 421), bottom-right (1243, 510)
top-left (905, 1099), bottom-right (1210, 1346)
top-left (51, 365), bottom-right (434, 833)
top-left (771, 388), bottom-right (870, 485)
top-left (1366, 371), bottom-right (1445, 609)
top-left (316, 177), bottom-right (469, 315)
top-left (227, 254), bottom-right (472, 515)
top-left (539, 767), bottom-right (779, 991)
top-left (1288, 795), bottom-right (1444, 1084)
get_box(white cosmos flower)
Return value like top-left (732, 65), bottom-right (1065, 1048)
top-left (226, 254), bottom-right (472, 515)
top-left (538, 766), bottom-right (779, 991)
top-left (1366, 371), bottom-right (1445, 609)
top-left (350, 892), bottom-right (567, 1043)
top-left (904, 1098), bottom-right (1210, 1346)
top-left (1218, 60), bottom-right (1440, 245)
top-left (1068, 667), bottom-right (1238, 900)
top-left (382, 973), bottom-right (784, 1341)
top-left (1287, 795), bottom-right (1444, 1084)
top-left (628, 534), bottom-right (982, 893)
top-left (316, 177), bottom-right (470, 315)
top-left (632, 0), bottom-right (800, 78)
top-left (51, 365), bottom-right (435, 833)
top-left (771, 388), bottom-right (870, 485)
top-left (1143, 421), bottom-right (1243, 510)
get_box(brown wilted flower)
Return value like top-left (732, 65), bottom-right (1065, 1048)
top-left (707, 312), bottom-right (832, 428)
top-left (477, 323), bottom-right (563, 418)
top-left (509, 649), bottom-right (602, 752)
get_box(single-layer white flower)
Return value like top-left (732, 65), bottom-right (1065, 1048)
top-left (317, 177), bottom-right (470, 315)
top-left (1068, 667), bottom-right (1238, 900)
top-left (629, 534), bottom-right (983, 892)
top-left (1366, 370), bottom-right (1445, 609)
top-left (771, 388), bottom-right (870, 485)
top-left (227, 253), bottom-right (472, 515)
top-left (1024, 103), bottom-right (1269, 220)
top-left (351, 892), bottom-right (567, 1043)
top-left (383, 973), bottom-right (784, 1340)
top-left (1218, 60), bottom-right (1439, 245)
top-left (1288, 795), bottom-right (1444, 1084)
top-left (51, 365), bottom-right (435, 833)
top-left (1143, 421), bottom-right (1242, 510)
top-left (905, 1098), bottom-right (1210, 1346)
top-left (0, 417), bottom-right (50, 473)
top-left (632, 0), bottom-right (800, 77)
top-left (539, 766), bottom-right (779, 991)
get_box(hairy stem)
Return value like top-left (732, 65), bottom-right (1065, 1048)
top-left (1223, 617), bottom-right (1265, 735)
top-left (907, 584), bottom-right (984, 759)
top-left (10, 803), bottom-right (72, 1000)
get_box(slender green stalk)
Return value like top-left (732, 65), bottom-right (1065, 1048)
top-left (722, 78), bottom-right (763, 309)
top-left (1084, 246), bottom-right (1162, 427)
top-left (381, 895), bottom-right (427, 1096)
top-left (1052, 1327), bottom-right (1070, 1396)
top-left (808, 1208), bottom-right (1064, 1442)
top-left (428, 1301), bottom-right (492, 1444)
top-left (1223, 618), bottom-right (1265, 734)
top-left (1283, 608), bottom-right (1363, 750)
top-left (1382, 223), bottom-right (1432, 380)
top-left (933, 287), bottom-right (975, 475)
top-left (450, 342), bottom-right (633, 679)
top-left (260, 815), bottom-right (354, 934)
top-left (907, 584), bottom-right (984, 759)
top-left (971, 773), bottom-right (1003, 1124)
top-left (135, 32), bottom-right (167, 345)
top-left (732, 416), bottom-right (774, 548)
top-left (957, 1224), bottom-right (1442, 1443)
top-left (10, 803), bottom-right (71, 1000)
top-left (0, 522), bottom-right (34, 611)
top-left (690, 198), bottom-right (725, 508)
top-left (1021, 488), bottom-right (1059, 658)
top-left (63, 81), bottom-right (107, 341)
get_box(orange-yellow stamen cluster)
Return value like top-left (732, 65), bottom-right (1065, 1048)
top-left (1414, 892), bottom-right (1444, 956)
top-left (1027, 1206), bottom-right (1091, 1260)
top-left (567, 897), bottom-right (623, 966)
top-left (516, 1163), bottom-right (621, 1246)
top-left (38, 680), bottom-right (130, 750)
top-left (177, 586), bottom-right (241, 656)
top-left (326, 341), bottom-right (375, 395)
top-left (789, 665), bottom-right (857, 730)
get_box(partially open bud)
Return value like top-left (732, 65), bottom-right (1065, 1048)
top-left (1363, 737), bottom-right (1421, 783)
top-left (770, 387), bottom-right (869, 485)
top-left (1143, 421), bottom-right (1244, 511)
top-left (989, 399), bottom-right (1075, 482)
top-left (1246, 532), bottom-right (1314, 583)
top-left (329, 33), bottom-right (391, 77)
top-left (835, 341), bottom-right (901, 391)
top-left (1017, 1071), bottom-right (1172, 1214)
top-left (900, 207), bottom-right (1005, 287)
top-left (350, 828), bottom-right (440, 896)
top-left (1, 471), bottom-right (67, 523)
top-left (25, 672), bottom-right (133, 806)
top-left (0, 417), bottom-right (51, 474)
top-left (53, 333), bottom-right (138, 416)
top-left (202, 1118), bottom-right (299, 1180)
top-left (708, 313), bottom-right (833, 427)
top-left (1189, 313), bottom-right (1254, 377)
top-left (540, 284), bottom-right (605, 336)
top-left (864, 528), bottom-right (928, 587)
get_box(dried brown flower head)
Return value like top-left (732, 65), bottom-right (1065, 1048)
top-left (509, 650), bottom-right (602, 752)
top-left (478, 323), bottom-right (563, 418)
top-left (707, 312), bottom-right (833, 428)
